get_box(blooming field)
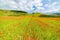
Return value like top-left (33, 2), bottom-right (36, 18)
top-left (0, 16), bottom-right (60, 40)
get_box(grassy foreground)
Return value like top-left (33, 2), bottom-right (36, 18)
top-left (0, 16), bottom-right (60, 40)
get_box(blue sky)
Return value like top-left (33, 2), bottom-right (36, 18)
top-left (0, 0), bottom-right (60, 14)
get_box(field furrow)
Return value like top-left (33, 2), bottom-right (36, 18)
top-left (0, 16), bottom-right (60, 40)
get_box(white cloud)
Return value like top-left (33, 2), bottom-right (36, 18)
top-left (18, 0), bottom-right (43, 12)
top-left (8, 1), bottom-right (17, 8)
top-left (0, 0), bottom-right (7, 6)
top-left (45, 2), bottom-right (59, 7)
top-left (44, 1), bottom-right (60, 13)
top-left (0, 0), bottom-right (44, 13)
top-left (44, 7), bottom-right (60, 13)
top-left (1, 0), bottom-right (60, 13)
top-left (50, 2), bottom-right (59, 7)
top-left (9, 1), bottom-right (16, 4)
top-left (34, 0), bottom-right (42, 3)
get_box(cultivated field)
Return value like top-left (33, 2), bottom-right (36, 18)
top-left (0, 16), bottom-right (60, 40)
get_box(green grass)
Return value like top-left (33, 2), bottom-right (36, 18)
top-left (0, 16), bottom-right (31, 40)
top-left (0, 16), bottom-right (60, 40)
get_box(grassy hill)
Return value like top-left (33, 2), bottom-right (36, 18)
top-left (0, 9), bottom-right (60, 18)
top-left (0, 10), bottom-right (28, 16)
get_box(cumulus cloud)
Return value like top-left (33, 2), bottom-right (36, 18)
top-left (44, 1), bottom-right (60, 13)
top-left (0, 0), bottom-right (60, 13)
top-left (8, 1), bottom-right (17, 8)
top-left (45, 2), bottom-right (59, 7)
top-left (0, 0), bottom-right (44, 13)
top-left (0, 0), bottom-right (7, 6)
top-left (44, 8), bottom-right (60, 13)
top-left (18, 0), bottom-right (43, 12)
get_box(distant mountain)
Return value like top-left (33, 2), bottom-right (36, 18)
top-left (52, 13), bottom-right (60, 16)
top-left (39, 12), bottom-right (60, 17)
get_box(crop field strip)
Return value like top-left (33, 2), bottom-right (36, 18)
top-left (31, 17), bottom-right (60, 40)
top-left (0, 16), bottom-right (60, 40)
top-left (0, 16), bottom-right (31, 40)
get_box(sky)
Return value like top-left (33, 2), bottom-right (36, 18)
top-left (0, 0), bottom-right (60, 14)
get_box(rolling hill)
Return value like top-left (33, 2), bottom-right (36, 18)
top-left (0, 10), bottom-right (28, 16)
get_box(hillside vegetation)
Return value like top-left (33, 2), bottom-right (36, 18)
top-left (0, 10), bottom-right (28, 16)
top-left (0, 10), bottom-right (60, 17)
